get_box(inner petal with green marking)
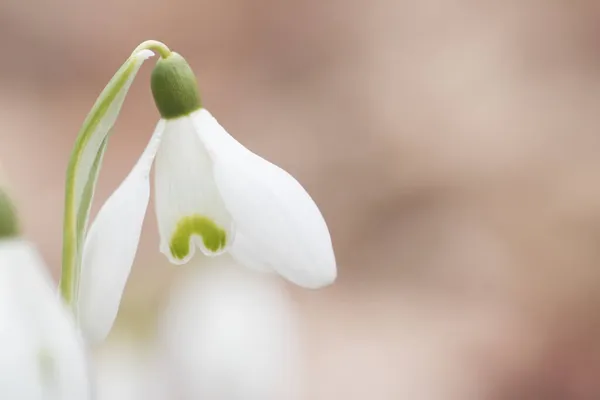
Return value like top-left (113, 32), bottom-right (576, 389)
top-left (169, 214), bottom-right (228, 260)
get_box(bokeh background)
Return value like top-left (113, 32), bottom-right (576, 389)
top-left (2, 0), bottom-right (600, 398)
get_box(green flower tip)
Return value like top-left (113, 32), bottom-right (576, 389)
top-left (0, 188), bottom-right (19, 239)
top-left (151, 52), bottom-right (202, 120)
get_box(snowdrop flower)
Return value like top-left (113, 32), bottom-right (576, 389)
top-left (146, 53), bottom-right (336, 286)
top-left (61, 41), bottom-right (336, 343)
top-left (0, 189), bottom-right (91, 399)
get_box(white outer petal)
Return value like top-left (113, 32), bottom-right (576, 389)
top-left (191, 109), bottom-right (336, 288)
top-left (0, 239), bottom-right (91, 399)
top-left (78, 121), bottom-right (164, 343)
top-left (154, 116), bottom-right (234, 264)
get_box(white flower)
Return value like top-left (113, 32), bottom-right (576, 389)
top-left (66, 46), bottom-right (336, 343)
top-left (149, 108), bottom-right (336, 282)
top-left (0, 239), bottom-right (91, 400)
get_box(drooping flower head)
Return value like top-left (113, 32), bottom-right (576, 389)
top-left (61, 41), bottom-right (337, 343)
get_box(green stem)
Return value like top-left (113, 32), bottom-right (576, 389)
top-left (132, 40), bottom-right (171, 59)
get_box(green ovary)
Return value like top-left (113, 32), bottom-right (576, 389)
top-left (169, 214), bottom-right (228, 260)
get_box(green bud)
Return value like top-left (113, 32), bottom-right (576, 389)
top-left (0, 189), bottom-right (19, 239)
top-left (151, 52), bottom-right (202, 119)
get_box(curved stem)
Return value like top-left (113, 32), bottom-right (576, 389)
top-left (132, 40), bottom-right (171, 58)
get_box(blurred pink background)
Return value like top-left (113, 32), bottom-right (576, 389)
top-left (3, 0), bottom-right (600, 398)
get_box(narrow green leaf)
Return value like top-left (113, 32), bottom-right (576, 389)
top-left (60, 51), bottom-right (153, 307)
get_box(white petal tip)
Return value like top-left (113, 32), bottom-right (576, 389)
top-left (321, 268), bottom-right (338, 288)
top-left (279, 257), bottom-right (337, 289)
top-left (301, 267), bottom-right (337, 289)
top-left (161, 247), bottom-right (191, 266)
top-left (160, 241), bottom-right (200, 266)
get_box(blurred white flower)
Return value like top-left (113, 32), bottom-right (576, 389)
top-left (159, 261), bottom-right (302, 400)
top-left (0, 239), bottom-right (91, 400)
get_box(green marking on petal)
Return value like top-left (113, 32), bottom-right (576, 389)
top-left (169, 214), bottom-right (227, 260)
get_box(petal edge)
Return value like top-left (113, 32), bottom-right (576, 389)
top-left (77, 121), bottom-right (164, 342)
top-left (191, 109), bottom-right (337, 288)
